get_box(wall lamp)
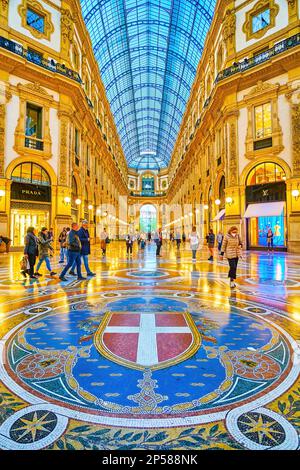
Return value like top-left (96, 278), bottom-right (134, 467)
top-left (75, 198), bottom-right (81, 205)
top-left (215, 199), bottom-right (221, 206)
top-left (0, 189), bottom-right (5, 200)
top-left (292, 189), bottom-right (299, 201)
top-left (63, 196), bottom-right (71, 205)
top-left (88, 204), bottom-right (93, 210)
top-left (226, 197), bottom-right (233, 206)
top-left (204, 204), bottom-right (209, 210)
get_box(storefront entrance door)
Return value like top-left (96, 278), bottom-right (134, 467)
top-left (11, 208), bottom-right (50, 247)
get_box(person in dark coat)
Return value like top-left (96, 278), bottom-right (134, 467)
top-left (69, 220), bottom-right (95, 277)
top-left (0, 235), bottom-right (12, 253)
top-left (23, 227), bottom-right (38, 278)
top-left (59, 222), bottom-right (86, 281)
top-left (206, 228), bottom-right (216, 261)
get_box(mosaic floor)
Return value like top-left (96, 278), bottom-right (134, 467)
top-left (0, 242), bottom-right (299, 450)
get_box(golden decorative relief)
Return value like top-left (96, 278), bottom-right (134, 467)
top-left (287, 0), bottom-right (299, 23)
top-left (61, 8), bottom-right (74, 62)
top-left (222, 8), bottom-right (236, 56)
top-left (0, 0), bottom-right (9, 26)
top-left (18, 0), bottom-right (54, 41)
top-left (0, 88), bottom-right (11, 177)
top-left (291, 103), bottom-right (300, 177)
top-left (243, 0), bottom-right (279, 41)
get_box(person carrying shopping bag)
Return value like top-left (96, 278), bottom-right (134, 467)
top-left (23, 227), bottom-right (39, 279)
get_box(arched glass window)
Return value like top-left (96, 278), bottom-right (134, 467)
top-left (247, 162), bottom-right (286, 186)
top-left (11, 163), bottom-right (50, 186)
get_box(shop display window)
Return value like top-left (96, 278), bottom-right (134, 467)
top-left (249, 212), bottom-right (285, 247)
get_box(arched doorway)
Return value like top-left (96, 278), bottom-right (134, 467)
top-left (139, 204), bottom-right (157, 233)
top-left (10, 162), bottom-right (51, 247)
top-left (244, 162), bottom-right (287, 249)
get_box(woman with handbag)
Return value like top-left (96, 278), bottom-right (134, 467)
top-left (220, 226), bottom-right (243, 288)
top-left (35, 227), bottom-right (57, 277)
top-left (23, 227), bottom-right (38, 279)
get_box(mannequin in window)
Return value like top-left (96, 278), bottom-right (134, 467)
top-left (274, 222), bottom-right (281, 237)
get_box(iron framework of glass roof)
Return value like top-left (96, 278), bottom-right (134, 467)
top-left (80, 0), bottom-right (216, 171)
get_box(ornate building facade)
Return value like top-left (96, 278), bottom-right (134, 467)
top-left (0, 0), bottom-right (128, 247)
top-left (167, 0), bottom-right (300, 252)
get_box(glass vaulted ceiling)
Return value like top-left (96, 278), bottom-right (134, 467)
top-left (80, 0), bottom-right (216, 171)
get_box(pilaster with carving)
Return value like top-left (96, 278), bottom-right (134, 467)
top-left (57, 111), bottom-right (71, 186)
top-left (285, 84), bottom-right (300, 174)
top-left (0, 88), bottom-right (11, 177)
top-left (0, 0), bottom-right (9, 27)
top-left (291, 101), bottom-right (300, 176)
top-left (222, 8), bottom-right (236, 59)
top-left (61, 8), bottom-right (74, 64)
top-left (228, 117), bottom-right (239, 187)
top-left (287, 0), bottom-right (299, 23)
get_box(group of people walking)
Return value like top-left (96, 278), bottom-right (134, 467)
top-left (186, 226), bottom-right (242, 288)
top-left (21, 220), bottom-right (243, 289)
top-left (22, 220), bottom-right (96, 281)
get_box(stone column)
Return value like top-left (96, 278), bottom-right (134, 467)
top-left (55, 108), bottom-right (73, 241)
top-left (0, 0), bottom-right (9, 28)
top-left (0, 83), bottom-right (11, 235)
top-left (223, 110), bottom-right (243, 237)
top-left (60, 6), bottom-right (74, 66)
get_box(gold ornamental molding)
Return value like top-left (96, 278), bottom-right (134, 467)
top-left (243, 0), bottom-right (279, 41)
top-left (222, 8), bottom-right (236, 57)
top-left (287, 0), bottom-right (299, 23)
top-left (0, 87), bottom-right (12, 178)
top-left (291, 103), bottom-right (300, 177)
top-left (61, 7), bottom-right (75, 63)
top-left (0, 0), bottom-right (9, 27)
top-left (18, 0), bottom-right (54, 41)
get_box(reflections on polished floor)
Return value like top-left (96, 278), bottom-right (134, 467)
top-left (0, 242), bottom-right (299, 450)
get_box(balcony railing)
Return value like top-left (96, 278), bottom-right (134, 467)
top-left (25, 137), bottom-right (44, 150)
top-left (130, 191), bottom-right (166, 197)
top-left (0, 36), bottom-right (82, 83)
top-left (215, 33), bottom-right (300, 83)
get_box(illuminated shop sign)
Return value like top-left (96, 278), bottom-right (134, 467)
top-left (11, 182), bottom-right (51, 202)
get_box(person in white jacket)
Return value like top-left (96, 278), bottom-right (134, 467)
top-left (189, 226), bottom-right (200, 262)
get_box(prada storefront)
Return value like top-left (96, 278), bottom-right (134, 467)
top-left (10, 163), bottom-right (51, 247)
top-left (244, 162), bottom-right (287, 250)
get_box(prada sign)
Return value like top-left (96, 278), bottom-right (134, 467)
top-left (11, 182), bottom-right (51, 202)
top-left (246, 182), bottom-right (286, 204)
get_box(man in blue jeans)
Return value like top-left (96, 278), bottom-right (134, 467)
top-left (59, 222), bottom-right (86, 281)
top-left (69, 220), bottom-right (96, 277)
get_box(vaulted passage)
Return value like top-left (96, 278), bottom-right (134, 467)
top-left (0, 0), bottom-right (300, 455)
top-left (80, 0), bottom-right (216, 170)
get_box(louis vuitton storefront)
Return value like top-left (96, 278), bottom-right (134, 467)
top-left (9, 163), bottom-right (51, 248)
top-left (244, 162), bottom-right (287, 250)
